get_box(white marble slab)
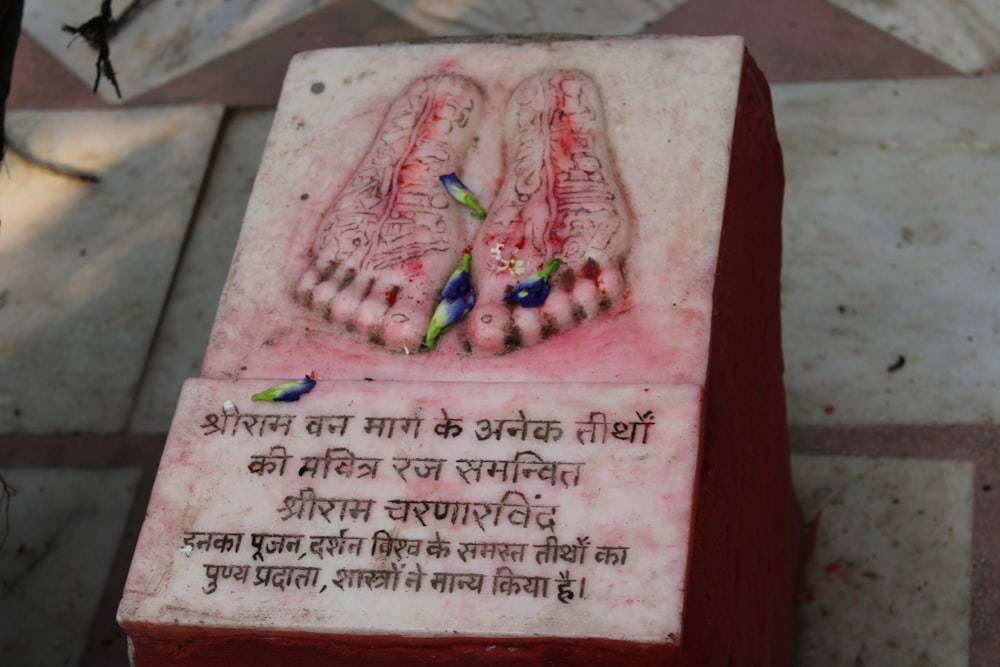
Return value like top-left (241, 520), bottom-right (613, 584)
top-left (369, 0), bottom-right (687, 36)
top-left (22, 0), bottom-right (337, 102)
top-left (792, 455), bottom-right (972, 667)
top-left (120, 378), bottom-right (699, 643)
top-left (202, 37), bottom-right (749, 386)
top-left (129, 110), bottom-right (276, 433)
top-left (0, 468), bottom-right (142, 667)
top-left (827, 0), bottom-right (1000, 74)
top-left (0, 106), bottom-right (224, 435)
top-left (775, 77), bottom-right (1000, 425)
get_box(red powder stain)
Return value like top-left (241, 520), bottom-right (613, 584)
top-left (625, 599), bottom-right (634, 606)
top-left (401, 259), bottom-right (425, 282)
top-left (581, 260), bottom-right (600, 281)
top-left (434, 56), bottom-right (462, 74)
top-left (494, 177), bottom-right (504, 188)
top-left (560, 269), bottom-right (576, 291)
top-left (644, 387), bottom-right (650, 392)
top-left (426, 100), bottom-right (445, 138)
top-left (396, 163), bottom-right (419, 189)
top-left (384, 289), bottom-right (398, 307)
top-left (823, 404), bottom-right (836, 415)
top-left (556, 129), bottom-right (575, 156)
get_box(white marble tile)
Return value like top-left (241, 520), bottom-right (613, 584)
top-left (0, 106), bottom-right (224, 434)
top-left (369, 0), bottom-right (687, 36)
top-left (129, 110), bottom-right (275, 433)
top-left (22, 0), bottom-right (337, 102)
top-left (774, 77), bottom-right (1000, 424)
top-left (827, 0), bottom-right (1000, 74)
top-left (0, 468), bottom-right (142, 667)
top-left (792, 455), bottom-right (972, 667)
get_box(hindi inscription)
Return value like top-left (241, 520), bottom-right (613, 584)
top-left (122, 378), bottom-right (701, 643)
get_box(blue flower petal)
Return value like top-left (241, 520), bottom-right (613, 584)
top-left (504, 277), bottom-right (551, 308)
top-left (423, 253), bottom-right (475, 349)
top-left (252, 373), bottom-right (317, 402)
top-left (503, 258), bottom-right (561, 308)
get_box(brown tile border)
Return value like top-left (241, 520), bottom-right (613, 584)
top-left (790, 424), bottom-right (999, 667)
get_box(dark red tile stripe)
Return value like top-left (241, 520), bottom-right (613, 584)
top-left (644, 0), bottom-right (957, 82)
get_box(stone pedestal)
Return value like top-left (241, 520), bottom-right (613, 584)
top-left (118, 36), bottom-right (796, 666)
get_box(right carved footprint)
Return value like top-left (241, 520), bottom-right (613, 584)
top-left (466, 70), bottom-right (631, 354)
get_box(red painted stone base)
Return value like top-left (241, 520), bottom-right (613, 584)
top-left (679, 50), bottom-right (798, 667)
top-left (127, 627), bottom-right (680, 666)
top-left (119, 44), bottom-right (796, 666)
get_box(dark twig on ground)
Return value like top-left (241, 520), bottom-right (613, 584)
top-left (61, 0), bottom-right (122, 99)
top-left (60, 0), bottom-right (156, 101)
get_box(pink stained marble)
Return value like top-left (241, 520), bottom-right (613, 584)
top-left (119, 35), bottom-right (797, 666)
top-left (201, 36), bottom-right (742, 384)
top-left (119, 379), bottom-right (700, 648)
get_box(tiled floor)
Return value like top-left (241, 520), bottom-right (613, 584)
top-left (2, 0), bottom-right (999, 665)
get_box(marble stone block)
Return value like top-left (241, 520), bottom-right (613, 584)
top-left (119, 36), bottom-right (795, 666)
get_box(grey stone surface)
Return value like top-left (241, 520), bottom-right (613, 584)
top-left (0, 106), bottom-right (224, 434)
top-left (776, 77), bottom-right (1000, 424)
top-left (129, 110), bottom-right (275, 433)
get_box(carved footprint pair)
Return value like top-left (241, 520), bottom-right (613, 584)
top-left (297, 70), bottom-right (630, 355)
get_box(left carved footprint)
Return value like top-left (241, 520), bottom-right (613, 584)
top-left (296, 74), bottom-right (484, 351)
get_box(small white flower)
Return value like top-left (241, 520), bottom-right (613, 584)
top-left (496, 255), bottom-right (525, 276)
